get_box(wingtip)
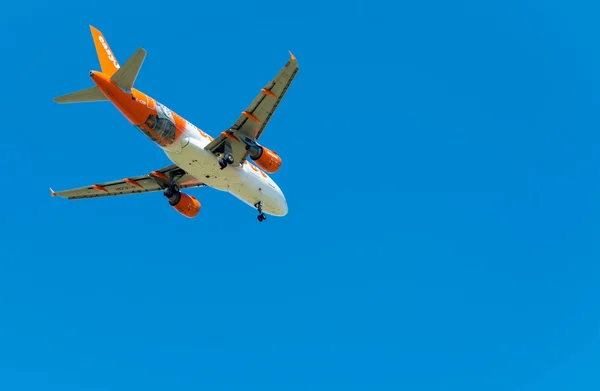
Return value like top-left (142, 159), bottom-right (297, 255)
top-left (50, 187), bottom-right (56, 197)
top-left (289, 51), bottom-right (297, 62)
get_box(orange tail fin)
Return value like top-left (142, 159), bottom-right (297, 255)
top-left (89, 25), bottom-right (120, 76)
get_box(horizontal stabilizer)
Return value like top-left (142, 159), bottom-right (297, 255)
top-left (53, 86), bottom-right (107, 104)
top-left (110, 48), bottom-right (146, 91)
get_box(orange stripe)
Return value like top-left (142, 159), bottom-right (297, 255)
top-left (125, 178), bottom-right (143, 188)
top-left (261, 88), bottom-right (276, 98)
top-left (92, 184), bottom-right (108, 193)
top-left (222, 132), bottom-right (240, 142)
top-left (147, 97), bottom-right (156, 110)
top-left (151, 171), bottom-right (169, 181)
top-left (172, 112), bottom-right (186, 140)
top-left (242, 111), bottom-right (261, 123)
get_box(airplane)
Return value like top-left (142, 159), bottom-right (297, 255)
top-left (50, 25), bottom-right (298, 222)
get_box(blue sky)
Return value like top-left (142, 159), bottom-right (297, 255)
top-left (1, 0), bottom-right (600, 389)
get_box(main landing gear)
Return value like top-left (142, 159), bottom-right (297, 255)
top-left (218, 153), bottom-right (234, 169)
top-left (255, 201), bottom-right (267, 222)
top-left (218, 142), bottom-right (235, 170)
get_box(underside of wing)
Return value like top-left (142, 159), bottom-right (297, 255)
top-left (234, 52), bottom-right (299, 141)
top-left (205, 53), bottom-right (299, 164)
top-left (51, 165), bottom-right (205, 200)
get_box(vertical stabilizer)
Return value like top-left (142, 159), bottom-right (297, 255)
top-left (89, 25), bottom-right (120, 77)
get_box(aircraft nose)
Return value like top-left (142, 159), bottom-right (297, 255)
top-left (275, 186), bottom-right (288, 216)
top-left (279, 194), bottom-right (288, 216)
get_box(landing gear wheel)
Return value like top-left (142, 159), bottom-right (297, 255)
top-left (218, 154), bottom-right (234, 170)
top-left (254, 201), bottom-right (266, 222)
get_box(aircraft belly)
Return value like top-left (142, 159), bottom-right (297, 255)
top-left (165, 138), bottom-right (280, 213)
top-left (165, 136), bottom-right (248, 192)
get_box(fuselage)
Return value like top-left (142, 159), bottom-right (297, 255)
top-left (90, 70), bottom-right (288, 216)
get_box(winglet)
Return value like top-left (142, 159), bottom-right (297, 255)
top-left (50, 187), bottom-right (56, 197)
top-left (289, 51), bottom-right (297, 62)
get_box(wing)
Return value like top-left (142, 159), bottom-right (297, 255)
top-left (205, 52), bottom-right (299, 164)
top-left (51, 165), bottom-right (205, 200)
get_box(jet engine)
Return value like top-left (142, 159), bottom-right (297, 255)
top-left (247, 144), bottom-right (282, 174)
top-left (164, 186), bottom-right (201, 218)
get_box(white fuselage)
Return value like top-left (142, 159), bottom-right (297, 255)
top-left (161, 121), bottom-right (288, 217)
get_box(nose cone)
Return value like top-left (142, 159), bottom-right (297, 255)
top-left (274, 183), bottom-right (288, 216)
top-left (279, 193), bottom-right (288, 216)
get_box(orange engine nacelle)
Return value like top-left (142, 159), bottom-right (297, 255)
top-left (251, 146), bottom-right (282, 174)
top-left (171, 192), bottom-right (201, 218)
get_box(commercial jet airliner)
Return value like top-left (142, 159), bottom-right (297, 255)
top-left (51, 26), bottom-right (298, 222)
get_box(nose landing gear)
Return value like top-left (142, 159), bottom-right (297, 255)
top-left (255, 201), bottom-right (267, 222)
